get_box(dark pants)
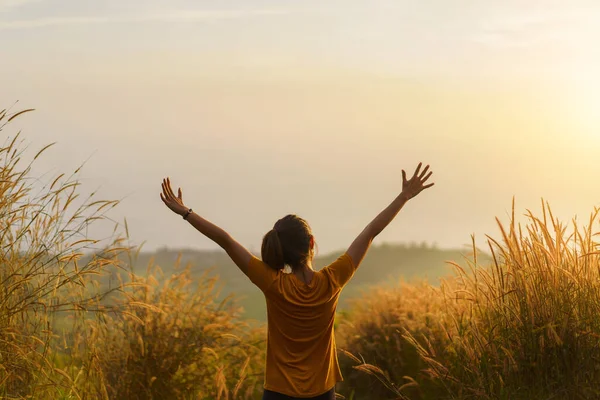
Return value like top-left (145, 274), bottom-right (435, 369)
top-left (262, 387), bottom-right (336, 400)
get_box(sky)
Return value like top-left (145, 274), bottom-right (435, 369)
top-left (1, 0), bottom-right (599, 255)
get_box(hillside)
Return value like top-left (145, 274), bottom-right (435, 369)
top-left (109, 243), bottom-right (489, 321)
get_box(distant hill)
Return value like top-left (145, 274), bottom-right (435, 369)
top-left (106, 243), bottom-right (490, 321)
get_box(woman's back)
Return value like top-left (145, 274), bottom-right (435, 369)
top-left (247, 254), bottom-right (355, 397)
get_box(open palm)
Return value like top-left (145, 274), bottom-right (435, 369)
top-left (402, 163), bottom-right (434, 199)
top-left (160, 178), bottom-right (188, 216)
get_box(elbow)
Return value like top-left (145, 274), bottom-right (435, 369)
top-left (363, 224), bottom-right (379, 240)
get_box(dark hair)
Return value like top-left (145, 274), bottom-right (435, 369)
top-left (261, 214), bottom-right (314, 271)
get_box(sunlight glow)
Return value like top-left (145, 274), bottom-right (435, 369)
top-left (568, 57), bottom-right (600, 143)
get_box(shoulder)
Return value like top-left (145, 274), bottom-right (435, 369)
top-left (321, 253), bottom-right (356, 288)
top-left (247, 256), bottom-right (281, 292)
top-left (322, 253), bottom-right (355, 270)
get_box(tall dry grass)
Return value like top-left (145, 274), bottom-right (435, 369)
top-left (336, 281), bottom-right (449, 399)
top-left (79, 260), bottom-right (266, 400)
top-left (0, 106), bottom-right (129, 398)
top-left (416, 202), bottom-right (600, 399)
top-left (341, 201), bottom-right (600, 399)
top-left (0, 106), bottom-right (266, 399)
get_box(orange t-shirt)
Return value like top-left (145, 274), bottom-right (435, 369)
top-left (246, 253), bottom-right (356, 397)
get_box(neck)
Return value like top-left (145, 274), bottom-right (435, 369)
top-left (292, 260), bottom-right (313, 272)
top-left (292, 260), bottom-right (314, 284)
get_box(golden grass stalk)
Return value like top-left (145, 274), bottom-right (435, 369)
top-left (342, 200), bottom-right (600, 399)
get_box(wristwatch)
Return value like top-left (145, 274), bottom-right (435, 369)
top-left (183, 208), bottom-right (193, 220)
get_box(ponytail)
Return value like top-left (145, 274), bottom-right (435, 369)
top-left (261, 229), bottom-right (285, 270)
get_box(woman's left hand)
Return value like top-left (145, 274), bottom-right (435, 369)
top-left (160, 177), bottom-right (188, 216)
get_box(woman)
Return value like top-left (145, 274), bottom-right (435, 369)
top-left (160, 163), bottom-right (434, 399)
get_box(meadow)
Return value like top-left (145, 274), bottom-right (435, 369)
top-left (104, 242), bottom-right (479, 322)
top-left (2, 109), bottom-right (599, 399)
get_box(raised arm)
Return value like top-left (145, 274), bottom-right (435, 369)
top-left (346, 163), bottom-right (434, 268)
top-left (159, 178), bottom-right (252, 274)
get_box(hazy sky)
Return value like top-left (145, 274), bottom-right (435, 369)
top-left (1, 0), bottom-right (599, 255)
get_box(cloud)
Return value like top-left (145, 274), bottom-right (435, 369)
top-left (0, 8), bottom-right (292, 29)
top-left (0, 0), bottom-right (42, 12)
top-left (471, 7), bottom-right (599, 48)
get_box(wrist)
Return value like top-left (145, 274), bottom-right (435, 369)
top-left (183, 209), bottom-right (194, 221)
top-left (398, 192), bottom-right (411, 202)
top-left (180, 207), bottom-right (192, 218)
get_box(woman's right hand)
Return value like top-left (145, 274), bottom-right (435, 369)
top-left (401, 163), bottom-right (434, 200)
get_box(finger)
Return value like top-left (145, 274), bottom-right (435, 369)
top-left (178, 187), bottom-right (183, 200)
top-left (423, 183), bottom-right (435, 189)
top-left (161, 181), bottom-right (171, 200)
top-left (418, 165), bottom-right (430, 180)
top-left (402, 170), bottom-right (407, 184)
top-left (413, 162), bottom-right (422, 179)
top-left (421, 171), bottom-right (433, 183)
top-left (166, 178), bottom-right (177, 199)
top-left (163, 181), bottom-right (175, 201)
top-left (160, 192), bottom-right (167, 203)
top-left (168, 181), bottom-right (177, 200)
top-left (165, 177), bottom-right (173, 197)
